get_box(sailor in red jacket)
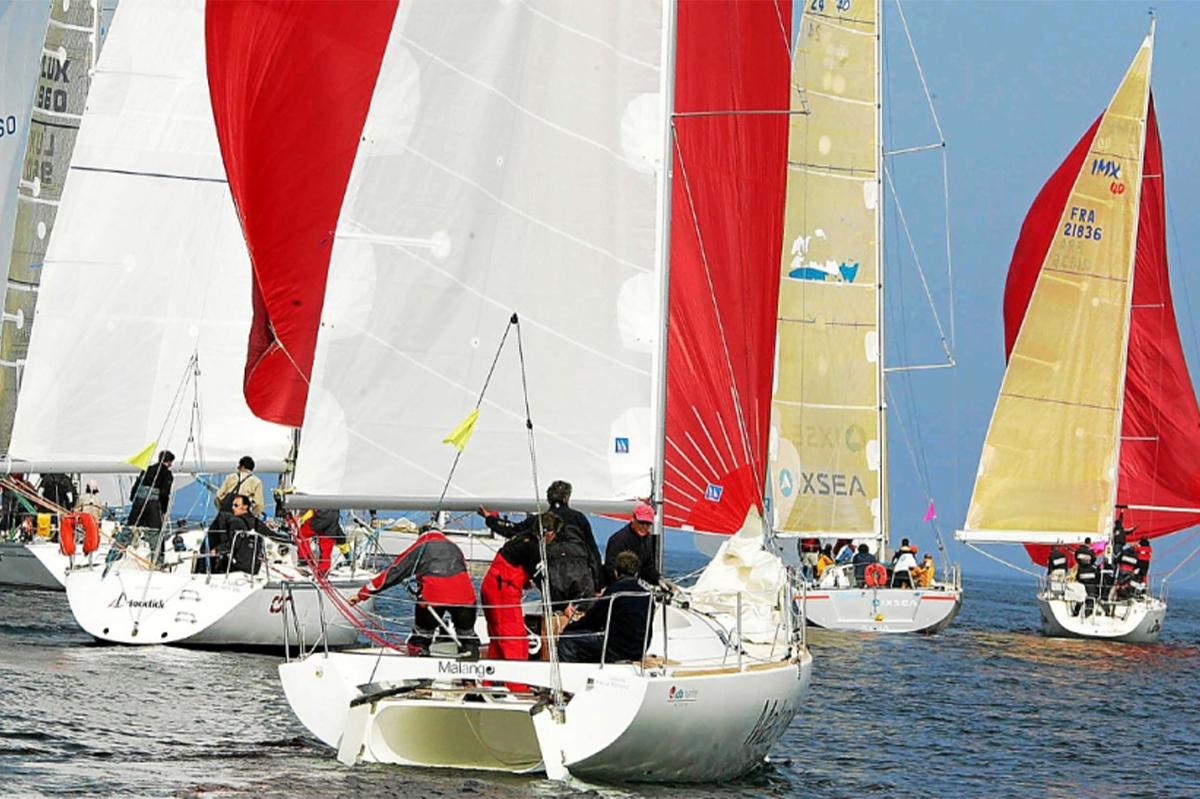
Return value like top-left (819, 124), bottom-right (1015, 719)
top-left (478, 512), bottom-right (556, 664)
top-left (349, 526), bottom-right (478, 657)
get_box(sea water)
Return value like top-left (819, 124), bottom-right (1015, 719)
top-left (1, 562), bottom-right (1197, 798)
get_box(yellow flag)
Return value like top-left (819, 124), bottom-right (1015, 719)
top-left (126, 440), bottom-right (158, 471)
top-left (442, 408), bottom-right (480, 452)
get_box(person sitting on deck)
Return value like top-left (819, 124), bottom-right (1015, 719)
top-left (891, 546), bottom-right (918, 588)
top-left (349, 525), bottom-right (478, 658)
top-left (913, 553), bottom-right (937, 587)
top-left (851, 544), bottom-right (877, 587)
top-left (1046, 545), bottom-right (1068, 584)
top-left (815, 545), bottom-right (835, 580)
top-left (214, 456), bottom-right (265, 516)
top-left (557, 551), bottom-right (652, 664)
top-left (798, 537), bottom-right (820, 580)
top-left (834, 539), bottom-right (855, 565)
top-left (197, 495), bottom-right (282, 575)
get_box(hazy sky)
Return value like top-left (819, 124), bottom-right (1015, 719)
top-left (862, 0), bottom-right (1200, 582)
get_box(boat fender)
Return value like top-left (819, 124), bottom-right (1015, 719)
top-left (79, 513), bottom-right (101, 555)
top-left (59, 515), bottom-right (77, 557)
top-left (864, 563), bottom-right (887, 587)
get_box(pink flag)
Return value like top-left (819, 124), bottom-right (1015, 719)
top-left (923, 500), bottom-right (937, 523)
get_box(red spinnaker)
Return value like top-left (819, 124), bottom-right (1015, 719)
top-left (206, 0), bottom-right (397, 427)
top-left (663, 0), bottom-right (791, 534)
top-left (1010, 96), bottom-right (1200, 564)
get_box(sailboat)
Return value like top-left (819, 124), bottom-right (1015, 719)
top-left (206, 0), bottom-right (810, 781)
top-left (956, 24), bottom-right (1185, 643)
top-left (0, 0), bottom-right (99, 591)
top-left (4, 0), bottom-right (368, 646)
top-left (771, 0), bottom-right (961, 632)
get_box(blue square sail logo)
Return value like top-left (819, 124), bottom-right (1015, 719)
top-left (704, 483), bottom-right (724, 502)
top-left (614, 437), bottom-right (630, 454)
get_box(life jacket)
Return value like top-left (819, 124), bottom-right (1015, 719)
top-left (1118, 547), bottom-right (1138, 573)
top-left (544, 524), bottom-right (596, 604)
top-left (1075, 563), bottom-right (1097, 583)
top-left (1134, 544), bottom-right (1152, 565)
top-left (1047, 553), bottom-right (1067, 571)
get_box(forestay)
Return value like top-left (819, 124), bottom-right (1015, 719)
top-left (960, 37), bottom-right (1152, 543)
top-left (8, 0), bottom-right (292, 469)
top-left (771, 0), bottom-right (881, 539)
top-left (284, 2), bottom-right (668, 506)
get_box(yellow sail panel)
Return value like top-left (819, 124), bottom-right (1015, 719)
top-left (772, 1), bottom-right (879, 535)
top-left (966, 40), bottom-right (1152, 536)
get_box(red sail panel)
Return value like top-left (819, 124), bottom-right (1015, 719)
top-left (1116, 97), bottom-right (1200, 540)
top-left (1002, 116), bottom-right (1102, 359)
top-left (663, 0), bottom-right (791, 534)
top-left (206, 1), bottom-right (397, 427)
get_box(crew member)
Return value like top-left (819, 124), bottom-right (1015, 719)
top-left (299, 508), bottom-right (346, 575)
top-left (480, 512), bottom-right (556, 664)
top-left (1046, 545), bottom-right (1068, 583)
top-left (1073, 551), bottom-right (1099, 616)
top-left (349, 526), bottom-right (478, 657)
top-left (74, 480), bottom-right (106, 523)
top-left (891, 546), bottom-right (918, 588)
top-left (603, 502), bottom-right (659, 586)
top-left (128, 451), bottom-right (175, 532)
top-left (852, 543), bottom-right (877, 587)
top-left (199, 494), bottom-right (281, 574)
top-left (1135, 537), bottom-right (1153, 582)
top-left (214, 456), bottom-right (265, 516)
top-left (558, 551), bottom-right (651, 664)
top-left (40, 473), bottom-right (77, 511)
top-left (798, 537), bottom-right (820, 580)
top-left (1113, 542), bottom-right (1140, 600)
top-left (479, 479), bottom-right (602, 590)
top-left (1073, 537), bottom-right (1096, 570)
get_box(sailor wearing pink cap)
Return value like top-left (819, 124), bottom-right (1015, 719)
top-left (603, 501), bottom-right (660, 587)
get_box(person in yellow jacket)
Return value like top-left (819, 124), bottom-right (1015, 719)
top-left (815, 544), bottom-right (835, 580)
top-left (214, 456), bottom-right (265, 516)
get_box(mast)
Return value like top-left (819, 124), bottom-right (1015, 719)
top-left (874, 0), bottom-right (888, 559)
top-left (652, 0), bottom-right (679, 566)
top-left (1106, 17), bottom-right (1155, 544)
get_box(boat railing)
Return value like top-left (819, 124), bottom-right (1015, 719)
top-left (279, 579), bottom-right (332, 662)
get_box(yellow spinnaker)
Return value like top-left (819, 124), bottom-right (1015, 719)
top-left (442, 408), bottom-right (480, 452)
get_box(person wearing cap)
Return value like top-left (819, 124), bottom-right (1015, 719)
top-left (478, 479), bottom-right (603, 590)
top-left (349, 525), bottom-right (478, 657)
top-left (74, 480), bottom-right (107, 523)
top-left (603, 501), bottom-right (660, 587)
top-left (214, 456), bottom-right (265, 516)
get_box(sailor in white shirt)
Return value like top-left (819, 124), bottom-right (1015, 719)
top-left (892, 549), bottom-right (918, 588)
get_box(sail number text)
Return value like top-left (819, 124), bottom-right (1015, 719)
top-left (0, 115), bottom-right (16, 138)
top-left (809, 0), bottom-right (852, 11)
top-left (1063, 206), bottom-right (1102, 241)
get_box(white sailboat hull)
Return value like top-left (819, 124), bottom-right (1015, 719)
top-left (280, 647), bottom-right (811, 782)
top-left (1037, 591), bottom-right (1165, 643)
top-left (804, 584), bottom-right (961, 634)
top-left (0, 540), bottom-right (110, 590)
top-left (64, 566), bottom-right (368, 648)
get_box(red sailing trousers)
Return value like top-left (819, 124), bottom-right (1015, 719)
top-left (481, 554), bottom-right (529, 662)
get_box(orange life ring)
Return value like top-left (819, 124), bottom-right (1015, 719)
top-left (864, 562), bottom-right (887, 587)
top-left (79, 513), bottom-right (101, 555)
top-left (59, 514), bottom-right (77, 557)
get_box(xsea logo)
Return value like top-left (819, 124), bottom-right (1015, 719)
top-left (785, 229), bottom-right (860, 284)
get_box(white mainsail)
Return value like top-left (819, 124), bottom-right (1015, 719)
top-left (292, 2), bottom-right (666, 507)
top-left (8, 0), bottom-right (292, 471)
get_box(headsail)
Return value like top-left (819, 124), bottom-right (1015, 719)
top-left (8, 0), bottom-right (293, 471)
top-left (960, 35), bottom-right (1153, 544)
top-left (771, 0), bottom-right (881, 538)
top-left (207, 0), bottom-right (398, 429)
top-left (663, 0), bottom-right (792, 534)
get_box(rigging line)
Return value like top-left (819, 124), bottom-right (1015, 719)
top-left (772, 0), bottom-right (793, 61)
top-left (885, 372), bottom-right (946, 557)
top-left (1161, 533), bottom-right (1200, 582)
top-left (965, 542), bottom-right (1041, 578)
top-left (672, 136), bottom-right (761, 491)
top-left (883, 163), bottom-right (953, 361)
top-left (1165, 201), bottom-right (1200, 386)
top-left (893, 0), bottom-right (945, 143)
top-left (513, 314), bottom-right (565, 714)
top-left (434, 316), bottom-right (515, 515)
